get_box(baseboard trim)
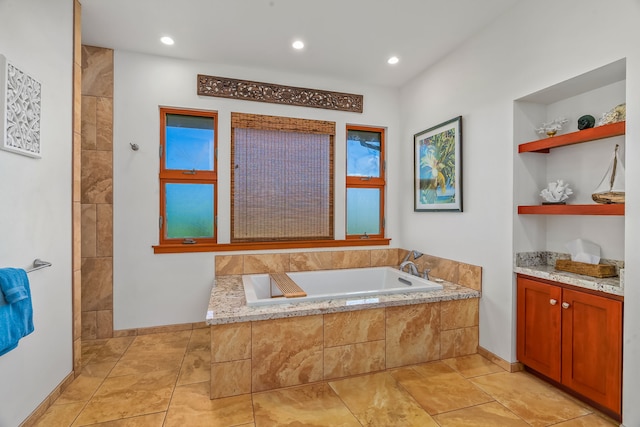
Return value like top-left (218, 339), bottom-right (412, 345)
top-left (478, 346), bottom-right (523, 373)
top-left (112, 321), bottom-right (209, 338)
top-left (19, 371), bottom-right (75, 427)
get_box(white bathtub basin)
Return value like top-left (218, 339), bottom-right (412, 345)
top-left (242, 266), bottom-right (443, 306)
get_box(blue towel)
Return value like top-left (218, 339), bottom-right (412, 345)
top-left (0, 268), bottom-right (34, 356)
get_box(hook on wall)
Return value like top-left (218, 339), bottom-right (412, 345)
top-left (130, 142), bottom-right (139, 151)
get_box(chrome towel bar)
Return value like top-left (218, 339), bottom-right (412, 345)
top-left (26, 259), bottom-right (52, 273)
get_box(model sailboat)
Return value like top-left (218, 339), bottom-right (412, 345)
top-left (592, 144), bottom-right (625, 204)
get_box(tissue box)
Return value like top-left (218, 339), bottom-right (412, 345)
top-left (555, 260), bottom-right (617, 278)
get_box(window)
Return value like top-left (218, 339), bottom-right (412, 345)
top-left (346, 125), bottom-right (385, 239)
top-left (159, 107), bottom-right (217, 245)
top-left (231, 113), bottom-right (335, 242)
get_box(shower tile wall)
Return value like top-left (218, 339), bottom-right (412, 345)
top-left (81, 45), bottom-right (113, 340)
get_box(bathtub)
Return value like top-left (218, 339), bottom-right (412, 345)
top-left (242, 266), bottom-right (444, 306)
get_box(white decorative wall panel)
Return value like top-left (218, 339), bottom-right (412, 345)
top-left (0, 54), bottom-right (42, 158)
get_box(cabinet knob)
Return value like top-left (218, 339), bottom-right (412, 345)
top-left (562, 302), bottom-right (570, 309)
top-left (550, 299), bottom-right (558, 305)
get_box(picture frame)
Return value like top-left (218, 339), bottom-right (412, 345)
top-left (0, 54), bottom-right (42, 158)
top-left (414, 116), bottom-right (462, 212)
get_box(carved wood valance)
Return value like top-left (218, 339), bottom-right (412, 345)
top-left (197, 74), bottom-right (363, 113)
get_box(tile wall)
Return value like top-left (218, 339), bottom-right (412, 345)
top-left (80, 45), bottom-right (114, 340)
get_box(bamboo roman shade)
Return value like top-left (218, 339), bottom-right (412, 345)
top-left (231, 113), bottom-right (335, 242)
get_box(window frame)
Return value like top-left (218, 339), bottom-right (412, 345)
top-left (158, 107), bottom-right (218, 245)
top-left (345, 124), bottom-right (386, 240)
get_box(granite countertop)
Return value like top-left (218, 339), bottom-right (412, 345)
top-left (514, 252), bottom-right (624, 297)
top-left (206, 275), bottom-right (481, 325)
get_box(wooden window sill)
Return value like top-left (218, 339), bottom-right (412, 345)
top-left (153, 238), bottom-right (391, 254)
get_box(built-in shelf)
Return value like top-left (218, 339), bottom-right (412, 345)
top-left (518, 121), bottom-right (625, 153)
top-left (518, 204), bottom-right (624, 216)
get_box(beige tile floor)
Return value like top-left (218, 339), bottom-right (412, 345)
top-left (33, 328), bottom-right (619, 426)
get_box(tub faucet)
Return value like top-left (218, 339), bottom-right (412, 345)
top-left (399, 261), bottom-right (419, 276)
top-left (401, 250), bottom-right (423, 264)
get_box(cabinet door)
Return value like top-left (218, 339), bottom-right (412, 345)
top-left (517, 277), bottom-right (562, 381)
top-left (561, 289), bottom-right (622, 415)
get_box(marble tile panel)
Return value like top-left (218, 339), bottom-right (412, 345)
top-left (421, 255), bottom-right (459, 283)
top-left (73, 269), bottom-right (82, 340)
top-left (323, 340), bottom-right (385, 379)
top-left (470, 371), bottom-right (591, 427)
top-left (55, 361), bottom-right (116, 405)
top-left (441, 298), bottom-right (479, 330)
top-left (81, 257), bottom-right (113, 311)
top-left (82, 45), bottom-right (113, 98)
top-left (188, 327), bottom-right (211, 352)
top-left (110, 349), bottom-right (185, 377)
top-left (80, 338), bottom-right (109, 364)
top-left (125, 330), bottom-right (191, 354)
top-left (253, 383), bottom-right (360, 427)
top-left (386, 303), bottom-right (440, 368)
top-left (211, 322), bottom-right (251, 362)
top-left (73, 134), bottom-right (82, 202)
top-left (74, 338), bottom-right (82, 373)
top-left (458, 263), bottom-right (482, 291)
top-left (82, 311), bottom-right (97, 340)
top-left (72, 370), bottom-right (177, 425)
top-left (81, 95), bottom-right (96, 150)
top-left (251, 316), bottom-right (323, 392)
top-left (33, 402), bottom-right (86, 427)
top-left (96, 204), bottom-right (113, 257)
top-left (331, 250), bottom-right (370, 269)
top-left (96, 309), bottom-right (113, 339)
top-left (73, 63), bottom-right (81, 134)
top-left (211, 359), bottom-right (251, 398)
top-left (91, 336), bottom-right (135, 364)
top-left (215, 255), bottom-right (243, 275)
top-left (329, 372), bottom-right (439, 427)
top-left (243, 254), bottom-right (290, 274)
top-left (81, 203), bottom-right (97, 258)
top-left (166, 382), bottom-right (254, 427)
top-left (96, 97), bottom-right (113, 151)
top-left (86, 413), bottom-right (166, 426)
top-left (289, 251), bottom-right (333, 271)
top-left (370, 248), bottom-right (401, 267)
top-left (81, 150), bottom-right (113, 204)
top-left (442, 354), bottom-right (504, 378)
top-left (440, 327), bottom-right (478, 359)
top-left (433, 401), bottom-right (529, 426)
top-left (323, 308), bottom-right (385, 347)
top-left (177, 349), bottom-right (210, 386)
top-left (392, 362), bottom-right (493, 415)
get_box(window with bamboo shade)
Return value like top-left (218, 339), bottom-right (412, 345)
top-left (231, 113), bottom-right (335, 242)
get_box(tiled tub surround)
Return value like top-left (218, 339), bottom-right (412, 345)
top-left (208, 249), bottom-right (482, 399)
top-left (514, 252), bottom-right (624, 296)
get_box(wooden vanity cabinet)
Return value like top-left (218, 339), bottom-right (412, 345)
top-left (517, 275), bottom-right (622, 418)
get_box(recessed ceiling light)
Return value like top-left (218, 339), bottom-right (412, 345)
top-left (292, 40), bottom-right (305, 50)
top-left (160, 36), bottom-right (175, 46)
top-left (387, 56), bottom-right (399, 65)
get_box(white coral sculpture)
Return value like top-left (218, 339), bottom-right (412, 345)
top-left (536, 117), bottom-right (569, 135)
top-left (540, 180), bottom-right (574, 203)
top-left (597, 103), bottom-right (626, 126)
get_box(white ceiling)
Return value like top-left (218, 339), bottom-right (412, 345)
top-left (81, 0), bottom-right (521, 88)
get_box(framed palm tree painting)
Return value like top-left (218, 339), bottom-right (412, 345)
top-left (414, 116), bottom-right (462, 212)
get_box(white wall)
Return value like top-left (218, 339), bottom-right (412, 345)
top-left (399, 0), bottom-right (640, 425)
top-left (112, 51), bottom-right (400, 329)
top-left (0, 0), bottom-right (73, 425)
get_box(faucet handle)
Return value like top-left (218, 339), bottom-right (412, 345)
top-left (422, 268), bottom-right (431, 280)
